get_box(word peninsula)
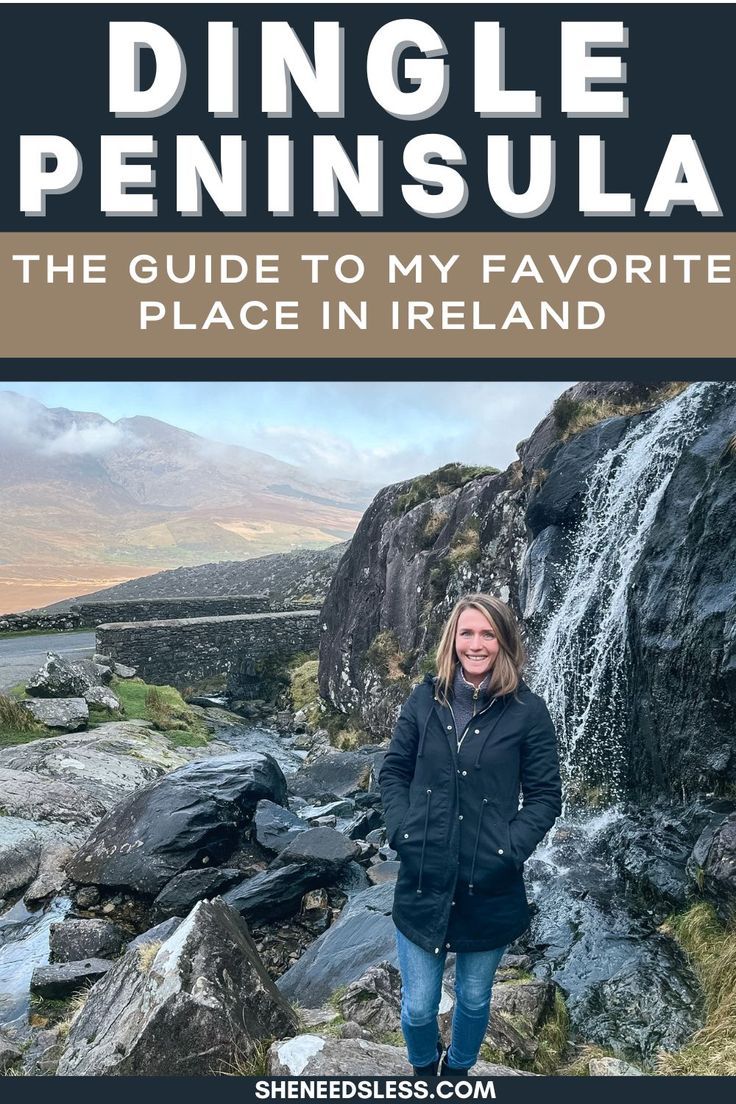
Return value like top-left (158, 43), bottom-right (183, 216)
top-left (19, 19), bottom-right (722, 219)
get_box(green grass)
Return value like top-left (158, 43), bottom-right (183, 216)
top-left (394, 463), bottom-right (499, 515)
top-left (289, 657), bottom-right (320, 712)
top-left (0, 627), bottom-right (86, 640)
top-left (656, 902), bottom-right (736, 1075)
top-left (88, 677), bottom-right (211, 747)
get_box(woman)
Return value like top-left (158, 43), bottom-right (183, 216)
top-left (378, 594), bottom-right (562, 1077)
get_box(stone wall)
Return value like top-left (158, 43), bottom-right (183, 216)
top-left (0, 611), bottom-right (82, 634)
top-left (73, 595), bottom-right (269, 627)
top-left (97, 611), bottom-right (322, 689)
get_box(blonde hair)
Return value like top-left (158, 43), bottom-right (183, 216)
top-left (434, 593), bottom-right (525, 704)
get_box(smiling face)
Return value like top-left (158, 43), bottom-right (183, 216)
top-left (454, 607), bottom-right (500, 686)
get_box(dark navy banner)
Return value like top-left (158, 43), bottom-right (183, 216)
top-left (2, 3), bottom-right (734, 231)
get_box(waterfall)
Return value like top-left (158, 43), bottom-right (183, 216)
top-left (528, 382), bottom-right (734, 809)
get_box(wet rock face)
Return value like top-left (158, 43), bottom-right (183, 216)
top-left (49, 918), bottom-right (128, 962)
top-left (153, 868), bottom-right (244, 918)
top-left (31, 958), bottom-right (113, 999)
top-left (625, 395), bottom-right (736, 797)
top-left (690, 811), bottom-right (736, 920)
top-left (523, 820), bottom-right (704, 1066)
top-left (277, 882), bottom-right (398, 1007)
top-left (56, 898), bottom-right (297, 1076)
top-left (318, 466), bottom-right (527, 738)
top-left (524, 415), bottom-right (640, 539)
top-left (254, 800), bottom-right (309, 853)
top-left (66, 752), bottom-right (288, 896)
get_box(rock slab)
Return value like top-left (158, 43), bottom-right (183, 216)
top-left (66, 752), bottom-right (288, 895)
top-left (57, 897), bottom-right (297, 1076)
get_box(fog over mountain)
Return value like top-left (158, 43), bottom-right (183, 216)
top-left (0, 391), bottom-right (374, 612)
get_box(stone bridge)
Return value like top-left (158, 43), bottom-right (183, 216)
top-left (74, 595), bottom-right (269, 627)
top-left (96, 610), bottom-right (322, 693)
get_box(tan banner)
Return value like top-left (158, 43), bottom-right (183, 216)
top-left (1, 232), bottom-right (733, 357)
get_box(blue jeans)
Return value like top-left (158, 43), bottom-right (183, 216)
top-left (395, 929), bottom-right (507, 1070)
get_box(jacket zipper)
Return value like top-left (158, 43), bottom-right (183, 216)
top-left (454, 696), bottom-right (496, 753)
top-left (468, 797), bottom-right (488, 895)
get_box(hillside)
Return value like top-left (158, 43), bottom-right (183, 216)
top-left (0, 391), bottom-right (372, 612)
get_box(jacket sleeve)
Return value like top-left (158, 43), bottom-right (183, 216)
top-left (508, 697), bottom-right (562, 866)
top-left (378, 688), bottom-right (421, 850)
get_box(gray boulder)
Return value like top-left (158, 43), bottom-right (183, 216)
top-left (0, 721), bottom-right (204, 810)
top-left (267, 1035), bottom-right (532, 1077)
top-left (589, 1057), bottom-right (644, 1075)
top-left (288, 749), bottom-right (383, 801)
top-left (367, 861), bottom-right (400, 886)
top-left (0, 767), bottom-right (105, 827)
top-left (31, 958), bottom-right (113, 999)
top-left (0, 1030), bottom-right (22, 1074)
top-left (56, 898), bottom-right (297, 1076)
top-left (84, 685), bottom-right (122, 713)
top-left (0, 821), bottom-right (40, 896)
top-left (128, 916), bottom-right (183, 950)
top-left (254, 799), bottom-right (309, 853)
top-left (298, 799), bottom-right (355, 821)
top-left (50, 919), bottom-right (128, 963)
top-left (337, 962), bottom-right (402, 1037)
top-left (24, 842), bottom-right (74, 904)
top-left (20, 697), bottom-right (89, 731)
top-left (26, 653), bottom-right (100, 698)
top-left (491, 979), bottom-right (556, 1032)
top-left (113, 663), bottom-right (137, 679)
top-left (154, 867), bottom-right (245, 918)
top-left (66, 752), bottom-right (288, 895)
top-left (277, 882), bottom-right (398, 1006)
top-left (268, 1035), bottom-right (412, 1076)
top-left (223, 864), bottom-right (333, 924)
top-left (271, 827), bottom-right (360, 876)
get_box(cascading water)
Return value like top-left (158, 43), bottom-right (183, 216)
top-left (528, 382), bottom-right (735, 810)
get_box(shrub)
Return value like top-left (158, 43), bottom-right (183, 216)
top-left (364, 631), bottom-right (410, 682)
top-left (394, 463), bottom-right (498, 515)
top-left (418, 509), bottom-right (449, 550)
top-left (446, 519), bottom-right (481, 570)
top-left (0, 692), bottom-right (40, 732)
top-left (552, 383), bottom-right (690, 442)
top-left (289, 658), bottom-right (320, 711)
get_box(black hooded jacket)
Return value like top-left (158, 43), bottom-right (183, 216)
top-left (378, 673), bottom-right (562, 954)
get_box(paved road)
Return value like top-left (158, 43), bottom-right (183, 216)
top-left (0, 631), bottom-right (96, 692)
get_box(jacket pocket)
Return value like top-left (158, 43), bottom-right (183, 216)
top-left (470, 811), bottom-right (518, 895)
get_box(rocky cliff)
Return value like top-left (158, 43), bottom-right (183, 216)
top-left (319, 381), bottom-right (736, 804)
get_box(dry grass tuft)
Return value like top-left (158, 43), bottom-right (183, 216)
top-left (0, 692), bottom-right (41, 732)
top-left (656, 903), bottom-right (736, 1075)
top-left (553, 383), bottom-right (690, 442)
top-left (137, 940), bottom-right (163, 973)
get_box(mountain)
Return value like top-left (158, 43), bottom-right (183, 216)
top-left (40, 544), bottom-right (348, 613)
top-left (0, 391), bottom-right (373, 613)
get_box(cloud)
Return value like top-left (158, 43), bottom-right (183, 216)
top-left (0, 390), bottom-right (129, 458)
top-left (247, 423), bottom-right (480, 486)
top-left (43, 422), bottom-right (128, 457)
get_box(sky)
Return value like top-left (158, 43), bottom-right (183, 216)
top-left (2, 380), bottom-right (575, 486)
